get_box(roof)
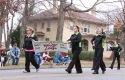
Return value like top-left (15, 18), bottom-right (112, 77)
top-left (29, 4), bottom-right (106, 25)
top-left (35, 32), bottom-right (45, 36)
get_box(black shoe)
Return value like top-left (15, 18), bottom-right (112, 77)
top-left (23, 70), bottom-right (30, 73)
top-left (102, 71), bottom-right (105, 74)
top-left (92, 71), bottom-right (99, 74)
top-left (76, 71), bottom-right (82, 74)
top-left (109, 66), bottom-right (113, 69)
top-left (91, 68), bottom-right (94, 70)
top-left (65, 69), bottom-right (71, 74)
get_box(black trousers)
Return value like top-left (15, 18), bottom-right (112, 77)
top-left (110, 52), bottom-right (120, 69)
top-left (92, 53), bottom-right (96, 69)
top-left (94, 48), bottom-right (106, 72)
top-left (67, 47), bottom-right (82, 72)
top-left (25, 52), bottom-right (39, 72)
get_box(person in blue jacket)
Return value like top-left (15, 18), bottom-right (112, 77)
top-left (10, 43), bottom-right (20, 65)
top-left (34, 53), bottom-right (42, 65)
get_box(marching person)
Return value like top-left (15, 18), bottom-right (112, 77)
top-left (109, 41), bottom-right (122, 70)
top-left (91, 28), bottom-right (106, 74)
top-left (65, 26), bottom-right (82, 74)
top-left (91, 43), bottom-right (95, 70)
top-left (22, 27), bottom-right (39, 73)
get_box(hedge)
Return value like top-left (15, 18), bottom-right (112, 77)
top-left (7, 48), bottom-right (94, 60)
top-left (68, 50), bottom-right (94, 61)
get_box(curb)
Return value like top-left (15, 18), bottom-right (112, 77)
top-left (0, 66), bottom-right (125, 70)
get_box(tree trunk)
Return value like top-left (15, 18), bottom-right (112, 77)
top-left (3, 25), bottom-right (6, 48)
top-left (20, 0), bottom-right (29, 48)
top-left (0, 26), bottom-right (2, 45)
top-left (5, 14), bottom-right (15, 48)
top-left (6, 13), bottom-right (10, 48)
top-left (56, 0), bottom-right (66, 41)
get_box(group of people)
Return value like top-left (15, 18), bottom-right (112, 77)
top-left (0, 43), bottom-right (20, 67)
top-left (34, 51), bottom-right (70, 66)
top-left (0, 26), bottom-right (123, 75)
top-left (65, 26), bottom-right (123, 74)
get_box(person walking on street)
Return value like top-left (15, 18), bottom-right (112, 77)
top-left (91, 28), bottom-right (106, 74)
top-left (109, 41), bottom-right (122, 70)
top-left (91, 43), bottom-right (95, 70)
top-left (65, 26), bottom-right (82, 74)
top-left (22, 27), bottom-right (39, 73)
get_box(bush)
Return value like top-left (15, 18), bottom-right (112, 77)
top-left (6, 48), bottom-right (10, 51)
top-left (68, 50), bottom-right (94, 61)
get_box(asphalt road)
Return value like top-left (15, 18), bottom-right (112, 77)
top-left (0, 68), bottom-right (125, 80)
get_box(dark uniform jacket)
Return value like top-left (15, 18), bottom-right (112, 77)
top-left (23, 34), bottom-right (38, 50)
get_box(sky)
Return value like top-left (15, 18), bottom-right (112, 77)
top-left (2, 0), bottom-right (122, 42)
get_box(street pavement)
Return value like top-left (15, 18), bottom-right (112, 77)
top-left (0, 68), bottom-right (125, 80)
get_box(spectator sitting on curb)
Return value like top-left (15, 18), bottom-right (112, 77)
top-left (60, 52), bottom-right (70, 65)
top-left (0, 45), bottom-right (8, 66)
top-left (10, 43), bottom-right (20, 65)
top-left (34, 52), bottom-right (42, 65)
top-left (42, 51), bottom-right (53, 65)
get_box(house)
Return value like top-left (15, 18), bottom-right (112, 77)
top-left (28, 0), bottom-right (116, 51)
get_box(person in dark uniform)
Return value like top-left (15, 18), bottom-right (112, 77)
top-left (91, 28), bottom-right (106, 74)
top-left (109, 41), bottom-right (122, 70)
top-left (65, 26), bottom-right (82, 74)
top-left (91, 43), bottom-right (95, 70)
top-left (22, 27), bottom-right (39, 73)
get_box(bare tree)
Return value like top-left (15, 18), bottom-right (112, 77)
top-left (56, 0), bottom-right (66, 40)
top-left (98, 1), bottom-right (125, 59)
top-left (20, 0), bottom-right (36, 48)
top-left (56, 0), bottom-right (106, 40)
top-left (0, 0), bottom-right (20, 46)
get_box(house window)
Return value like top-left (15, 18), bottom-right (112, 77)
top-left (46, 28), bottom-right (50, 32)
top-left (41, 23), bottom-right (45, 29)
top-left (47, 21), bottom-right (51, 32)
top-left (82, 24), bottom-right (89, 33)
top-left (34, 22), bottom-right (37, 31)
top-left (47, 21), bottom-right (51, 28)
top-left (70, 21), bottom-right (74, 30)
top-left (45, 38), bottom-right (49, 41)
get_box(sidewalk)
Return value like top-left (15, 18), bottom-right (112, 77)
top-left (0, 60), bottom-right (125, 70)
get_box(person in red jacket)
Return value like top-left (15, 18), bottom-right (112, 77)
top-left (0, 45), bottom-right (8, 66)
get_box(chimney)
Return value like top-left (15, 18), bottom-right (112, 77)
top-left (91, 7), bottom-right (96, 16)
top-left (53, 0), bottom-right (58, 14)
